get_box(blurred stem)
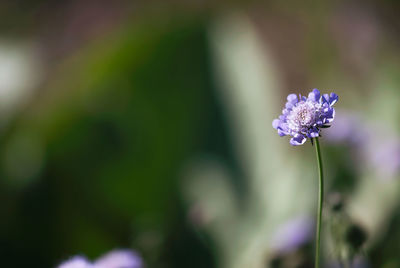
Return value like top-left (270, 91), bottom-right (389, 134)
top-left (314, 137), bottom-right (324, 268)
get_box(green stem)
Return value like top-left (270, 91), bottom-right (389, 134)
top-left (314, 137), bottom-right (324, 268)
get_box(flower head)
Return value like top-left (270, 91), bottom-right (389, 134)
top-left (272, 89), bottom-right (338, 145)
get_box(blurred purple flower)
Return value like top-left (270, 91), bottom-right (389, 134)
top-left (57, 250), bottom-right (142, 268)
top-left (325, 110), bottom-right (400, 180)
top-left (270, 216), bottom-right (314, 253)
top-left (95, 250), bottom-right (143, 268)
top-left (273, 89), bottom-right (338, 145)
top-left (368, 138), bottom-right (400, 179)
top-left (324, 111), bottom-right (367, 146)
top-left (57, 256), bottom-right (93, 268)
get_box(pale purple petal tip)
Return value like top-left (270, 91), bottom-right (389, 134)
top-left (272, 119), bottom-right (280, 129)
top-left (329, 93), bottom-right (339, 105)
top-left (285, 102), bottom-right (294, 109)
top-left (57, 256), bottom-right (92, 268)
top-left (308, 88), bottom-right (321, 102)
top-left (286, 93), bottom-right (298, 104)
top-left (95, 250), bottom-right (143, 268)
top-left (290, 134), bottom-right (306, 146)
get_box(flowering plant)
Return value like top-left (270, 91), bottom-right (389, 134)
top-left (273, 88), bottom-right (338, 268)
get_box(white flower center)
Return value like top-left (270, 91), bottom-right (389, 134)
top-left (287, 101), bottom-right (320, 132)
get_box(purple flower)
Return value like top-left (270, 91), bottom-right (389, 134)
top-left (57, 256), bottom-right (93, 268)
top-left (57, 250), bottom-right (143, 268)
top-left (95, 250), bottom-right (143, 268)
top-left (325, 110), bottom-right (400, 180)
top-left (272, 89), bottom-right (338, 145)
top-left (323, 110), bottom-right (366, 146)
top-left (270, 216), bottom-right (314, 253)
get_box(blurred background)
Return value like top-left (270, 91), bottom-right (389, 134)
top-left (0, 0), bottom-right (400, 267)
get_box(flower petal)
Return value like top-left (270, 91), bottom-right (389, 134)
top-left (272, 119), bottom-right (280, 129)
top-left (290, 134), bottom-right (307, 146)
top-left (308, 88), bottom-right (320, 102)
top-left (285, 102), bottom-right (294, 109)
top-left (323, 107), bottom-right (335, 123)
top-left (277, 122), bottom-right (289, 136)
top-left (278, 129), bottom-right (288, 137)
top-left (309, 127), bottom-right (319, 138)
top-left (329, 93), bottom-right (338, 105)
top-left (322, 93), bottom-right (330, 104)
top-left (287, 94), bottom-right (298, 104)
